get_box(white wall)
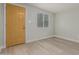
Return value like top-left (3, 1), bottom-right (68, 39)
top-left (0, 4), bottom-right (4, 48)
top-left (55, 9), bottom-right (79, 42)
top-left (26, 5), bottom-right (54, 42)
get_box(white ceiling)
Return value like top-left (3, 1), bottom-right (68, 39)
top-left (28, 3), bottom-right (79, 13)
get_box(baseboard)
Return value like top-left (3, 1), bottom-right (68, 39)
top-left (54, 35), bottom-right (79, 43)
top-left (26, 35), bottom-right (54, 43)
top-left (26, 35), bottom-right (79, 43)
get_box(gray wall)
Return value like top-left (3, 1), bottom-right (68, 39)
top-left (0, 4), bottom-right (4, 48)
top-left (26, 5), bottom-right (54, 42)
top-left (55, 9), bottom-right (79, 42)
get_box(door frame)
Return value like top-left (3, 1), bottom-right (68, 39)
top-left (4, 3), bottom-right (26, 48)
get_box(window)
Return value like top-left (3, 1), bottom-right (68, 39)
top-left (37, 13), bottom-right (49, 28)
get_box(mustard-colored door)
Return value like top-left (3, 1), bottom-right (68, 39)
top-left (6, 4), bottom-right (25, 47)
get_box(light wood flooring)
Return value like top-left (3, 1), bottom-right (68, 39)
top-left (0, 37), bottom-right (79, 55)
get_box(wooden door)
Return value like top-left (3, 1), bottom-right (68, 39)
top-left (6, 4), bottom-right (25, 47)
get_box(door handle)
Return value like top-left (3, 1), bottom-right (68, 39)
top-left (23, 27), bottom-right (25, 30)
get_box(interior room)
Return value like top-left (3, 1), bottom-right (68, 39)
top-left (0, 3), bottom-right (79, 55)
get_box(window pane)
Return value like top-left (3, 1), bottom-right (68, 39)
top-left (44, 14), bottom-right (48, 27)
top-left (37, 13), bottom-right (43, 27)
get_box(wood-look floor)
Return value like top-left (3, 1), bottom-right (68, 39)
top-left (0, 37), bottom-right (79, 55)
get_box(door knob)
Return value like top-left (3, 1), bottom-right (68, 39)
top-left (23, 27), bottom-right (25, 29)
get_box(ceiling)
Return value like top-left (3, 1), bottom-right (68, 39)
top-left (28, 3), bottom-right (79, 13)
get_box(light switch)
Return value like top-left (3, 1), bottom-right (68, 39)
top-left (29, 20), bottom-right (32, 24)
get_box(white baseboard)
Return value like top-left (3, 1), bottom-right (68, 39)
top-left (26, 35), bottom-right (54, 43)
top-left (26, 35), bottom-right (79, 43)
top-left (54, 35), bottom-right (79, 43)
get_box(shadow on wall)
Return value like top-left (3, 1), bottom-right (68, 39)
top-left (0, 3), bottom-right (4, 48)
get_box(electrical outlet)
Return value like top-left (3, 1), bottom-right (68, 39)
top-left (0, 48), bottom-right (2, 52)
top-left (77, 36), bottom-right (79, 39)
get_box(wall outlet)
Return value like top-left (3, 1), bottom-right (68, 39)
top-left (0, 48), bottom-right (2, 52)
top-left (77, 36), bottom-right (79, 39)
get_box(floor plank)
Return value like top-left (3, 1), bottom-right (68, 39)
top-left (0, 37), bottom-right (79, 55)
